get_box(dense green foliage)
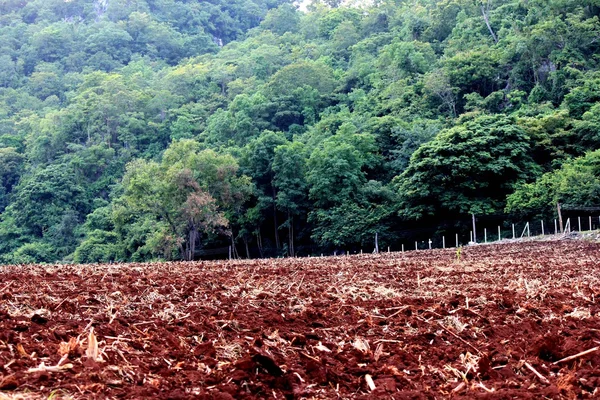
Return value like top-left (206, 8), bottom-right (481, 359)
top-left (506, 150), bottom-right (600, 220)
top-left (1, 0), bottom-right (600, 262)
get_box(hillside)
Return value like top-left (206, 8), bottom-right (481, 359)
top-left (0, 0), bottom-right (599, 263)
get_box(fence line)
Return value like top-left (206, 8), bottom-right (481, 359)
top-left (377, 214), bottom-right (600, 256)
top-left (222, 215), bottom-right (600, 259)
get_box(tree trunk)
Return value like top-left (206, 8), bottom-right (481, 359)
top-left (230, 234), bottom-right (239, 260)
top-left (186, 225), bottom-right (198, 261)
top-left (288, 211), bottom-right (294, 257)
top-left (450, 99), bottom-right (457, 118)
top-left (557, 202), bottom-right (564, 233)
top-left (178, 243), bottom-right (185, 261)
top-left (272, 185), bottom-right (280, 249)
top-left (257, 229), bottom-right (264, 258)
top-left (244, 235), bottom-right (250, 259)
top-left (481, 4), bottom-right (498, 44)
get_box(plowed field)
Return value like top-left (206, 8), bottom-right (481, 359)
top-left (1, 240), bottom-right (600, 399)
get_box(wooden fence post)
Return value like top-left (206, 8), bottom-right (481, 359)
top-left (541, 220), bottom-right (544, 236)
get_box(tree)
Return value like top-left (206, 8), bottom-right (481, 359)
top-left (73, 230), bottom-right (122, 264)
top-left (563, 73), bottom-right (600, 119)
top-left (506, 149), bottom-right (600, 220)
top-left (330, 21), bottom-right (360, 60)
top-left (240, 131), bottom-right (288, 251)
top-left (273, 141), bottom-right (309, 256)
top-left (0, 147), bottom-right (24, 211)
top-left (423, 69), bottom-right (458, 117)
top-left (30, 23), bottom-right (76, 63)
top-left (84, 22), bottom-right (134, 66)
top-left (6, 164), bottom-right (88, 239)
top-left (480, 0), bottom-right (498, 44)
top-left (11, 242), bottom-right (55, 264)
top-left (442, 47), bottom-right (501, 107)
top-left (307, 140), bottom-right (366, 208)
top-left (309, 180), bottom-right (398, 250)
top-left (120, 159), bottom-right (226, 260)
top-left (119, 140), bottom-right (250, 260)
top-left (377, 40), bottom-right (436, 81)
top-left (261, 4), bottom-right (301, 35)
top-left (0, 55), bottom-right (19, 88)
top-left (0, 163), bottom-right (89, 261)
top-left (572, 103), bottom-right (600, 150)
top-left (316, 6), bottom-right (362, 38)
top-left (305, 126), bottom-right (385, 248)
top-left (388, 119), bottom-right (441, 176)
top-left (395, 115), bottom-right (539, 219)
top-left (266, 61), bottom-right (337, 97)
top-left (517, 110), bottom-right (580, 171)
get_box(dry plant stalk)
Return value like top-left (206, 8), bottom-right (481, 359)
top-left (352, 337), bottom-right (370, 354)
top-left (26, 356), bottom-right (73, 374)
top-left (452, 381), bottom-right (466, 393)
top-left (553, 347), bottom-right (599, 365)
top-left (374, 343), bottom-right (384, 362)
top-left (524, 362), bottom-right (549, 384)
top-left (438, 322), bottom-right (482, 355)
top-left (315, 342), bottom-right (332, 352)
top-left (26, 363), bottom-right (73, 373)
top-left (86, 327), bottom-right (99, 361)
top-left (16, 344), bottom-right (28, 358)
top-left (365, 374), bottom-right (376, 391)
top-left (459, 352), bottom-right (480, 374)
top-left (58, 337), bottom-right (79, 357)
top-left (475, 382), bottom-right (495, 393)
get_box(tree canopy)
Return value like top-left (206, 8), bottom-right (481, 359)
top-left (1, 0), bottom-right (600, 262)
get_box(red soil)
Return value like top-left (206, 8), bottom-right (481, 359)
top-left (1, 240), bottom-right (599, 399)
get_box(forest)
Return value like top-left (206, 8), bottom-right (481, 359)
top-left (0, 0), bottom-right (599, 263)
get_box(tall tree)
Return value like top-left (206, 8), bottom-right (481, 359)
top-left (395, 115), bottom-right (539, 219)
top-left (273, 141), bottom-right (309, 256)
top-left (240, 131), bottom-right (288, 251)
top-left (119, 140), bottom-right (250, 260)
